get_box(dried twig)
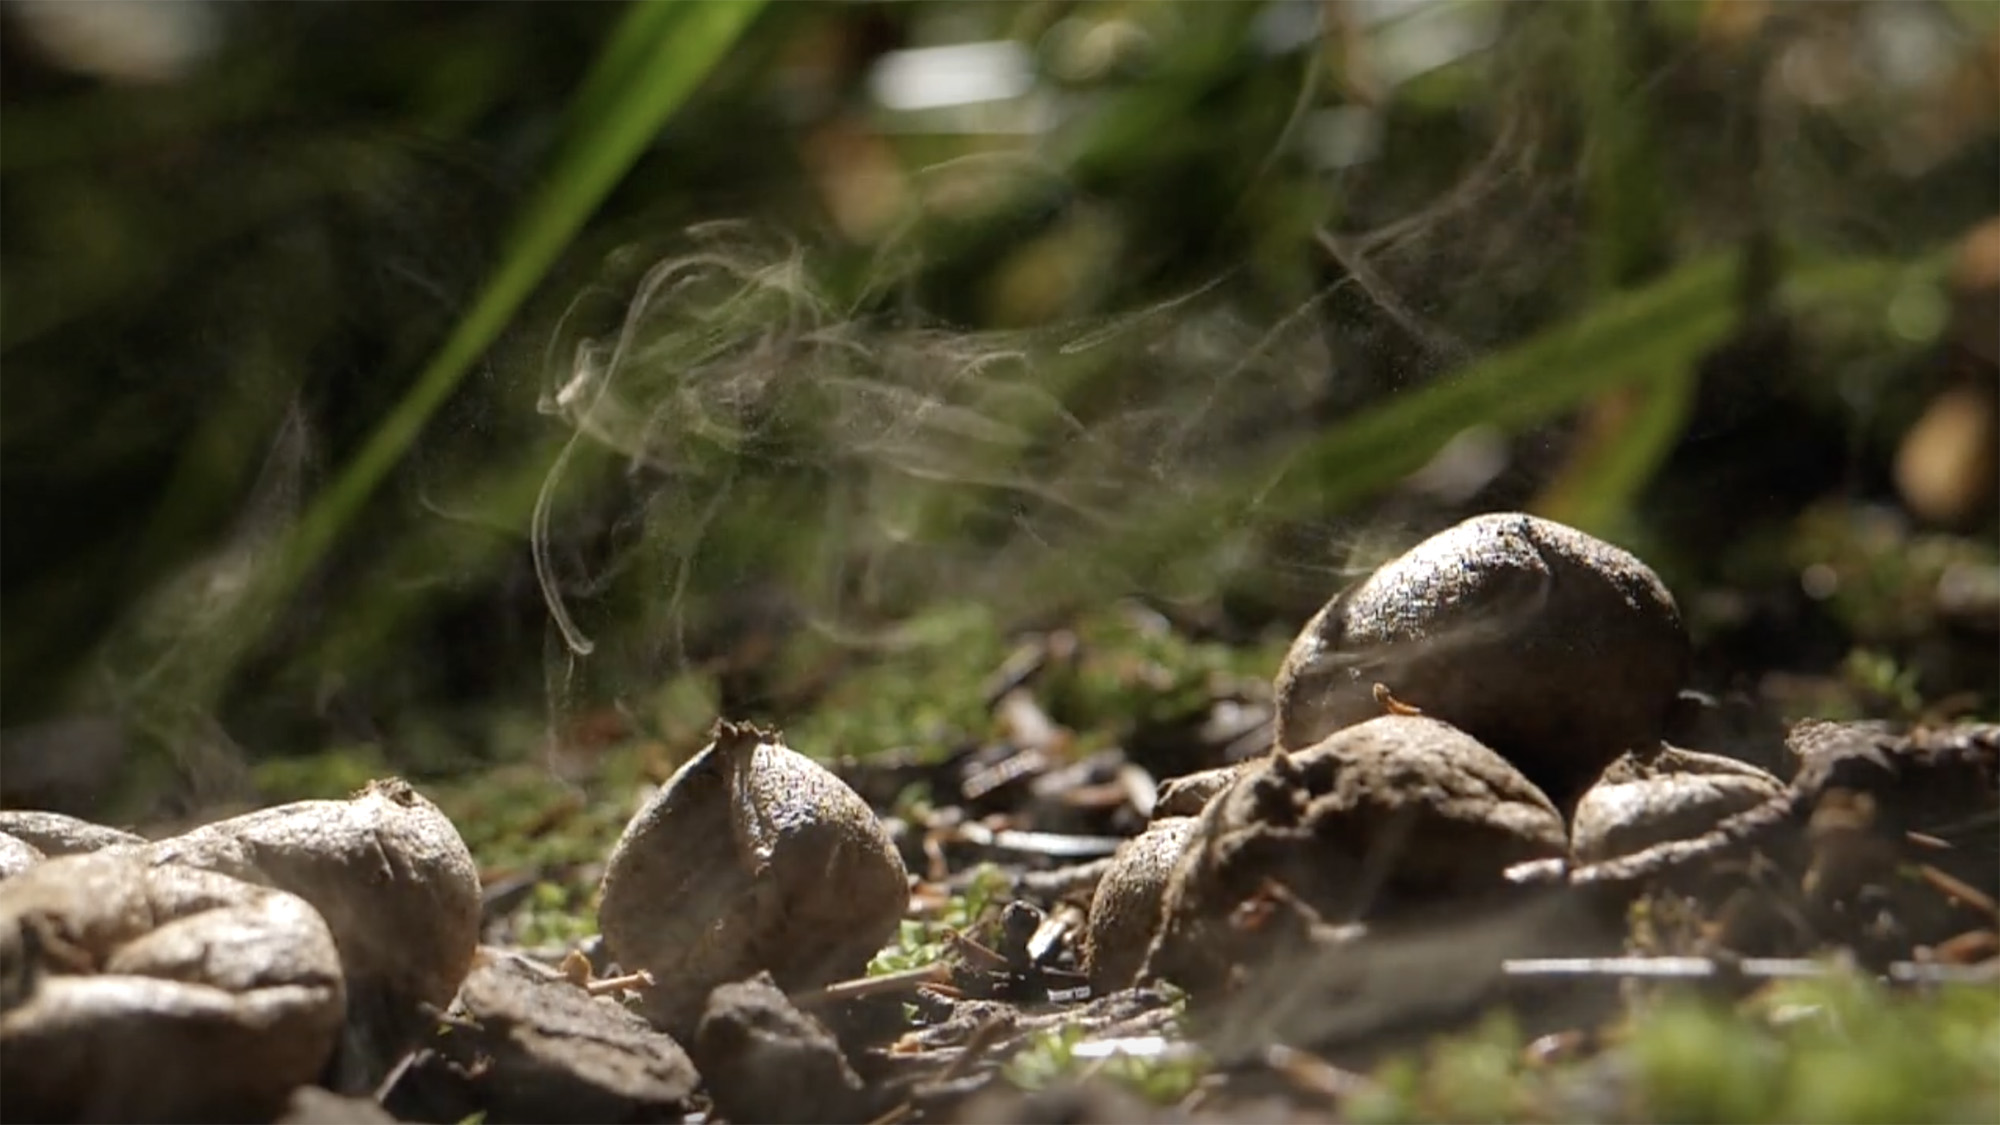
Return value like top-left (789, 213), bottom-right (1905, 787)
top-left (1918, 864), bottom-right (2000, 920)
top-left (1263, 1042), bottom-right (1377, 1102)
top-left (791, 963), bottom-right (951, 1006)
top-left (1503, 955), bottom-right (1997, 985)
top-left (586, 969), bottom-right (654, 996)
top-left (1008, 857), bottom-right (1116, 901)
top-left (936, 1014), bottom-right (1011, 1083)
top-left (952, 821), bottom-right (1127, 859)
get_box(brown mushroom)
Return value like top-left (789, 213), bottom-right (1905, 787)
top-left (598, 720), bottom-right (910, 1040)
top-left (1083, 816), bottom-right (1197, 993)
top-left (1142, 715), bottom-right (1567, 997)
top-left (1273, 512), bottom-right (1689, 808)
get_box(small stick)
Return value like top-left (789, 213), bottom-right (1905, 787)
top-left (791, 963), bottom-right (950, 1006)
top-left (1918, 864), bottom-right (2000, 921)
top-left (1008, 858), bottom-right (1117, 901)
top-left (372, 1048), bottom-right (423, 1105)
top-left (867, 1101), bottom-right (914, 1125)
top-left (1905, 830), bottom-right (1954, 851)
top-left (953, 821), bottom-right (1127, 859)
top-left (1503, 955), bottom-right (1997, 985)
top-left (946, 928), bottom-right (1012, 972)
top-left (936, 1013), bottom-right (1012, 1083)
top-left (587, 969), bottom-right (654, 996)
top-left (1264, 1043), bottom-right (1376, 1101)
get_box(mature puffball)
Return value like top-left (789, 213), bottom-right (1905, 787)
top-left (144, 777), bottom-right (482, 1078)
top-left (0, 851), bottom-right (345, 1122)
top-left (1274, 512), bottom-right (1689, 808)
top-left (599, 720), bottom-right (910, 1040)
top-left (0, 810), bottom-right (146, 857)
top-left (1084, 816), bottom-right (1197, 993)
top-left (1143, 715), bottom-right (1567, 997)
top-left (0, 833), bottom-right (43, 879)
top-left (1571, 745), bottom-right (1784, 863)
top-left (146, 778), bottom-right (480, 1010)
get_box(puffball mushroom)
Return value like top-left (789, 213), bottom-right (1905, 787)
top-left (143, 777), bottom-right (482, 1077)
top-left (0, 851), bottom-right (346, 1122)
top-left (1142, 715), bottom-right (1567, 997)
top-left (1570, 745), bottom-right (1785, 863)
top-left (1084, 816), bottom-right (1197, 993)
top-left (598, 720), bottom-right (910, 1041)
top-left (145, 778), bottom-right (480, 1010)
top-left (0, 810), bottom-right (146, 857)
top-left (0, 833), bottom-right (43, 879)
top-left (1274, 512), bottom-right (1690, 808)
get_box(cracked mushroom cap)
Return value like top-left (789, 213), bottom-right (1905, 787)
top-left (1571, 745), bottom-right (1785, 863)
top-left (1142, 715), bottom-right (1567, 997)
top-left (0, 851), bottom-right (345, 1122)
top-left (145, 778), bottom-right (481, 1021)
top-left (1274, 512), bottom-right (1689, 808)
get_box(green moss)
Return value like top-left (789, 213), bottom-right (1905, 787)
top-left (251, 744), bottom-right (393, 802)
top-left (868, 862), bottom-right (1010, 975)
top-left (1348, 973), bottom-right (2000, 1124)
top-left (1042, 603), bottom-right (1284, 735)
top-left (430, 748), bottom-right (653, 875)
top-left (1002, 1006), bottom-right (1206, 1107)
top-left (512, 879), bottom-right (599, 949)
top-left (781, 604), bottom-right (1011, 761)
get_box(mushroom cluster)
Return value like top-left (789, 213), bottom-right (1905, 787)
top-left (0, 510), bottom-right (1832, 1121)
top-left (1084, 511), bottom-right (1786, 998)
top-left (0, 780), bottom-right (482, 1121)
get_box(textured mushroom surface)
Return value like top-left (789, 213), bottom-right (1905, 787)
top-left (1084, 816), bottom-right (1197, 993)
top-left (1143, 715), bottom-right (1566, 996)
top-left (0, 810), bottom-right (147, 857)
top-left (0, 832), bottom-right (43, 879)
top-left (1153, 765), bottom-right (1248, 819)
top-left (144, 777), bottom-right (482, 1079)
top-left (1273, 512), bottom-right (1689, 807)
top-left (598, 720), bottom-right (909, 1040)
top-left (0, 851), bottom-right (345, 1122)
top-left (1571, 746), bottom-right (1785, 863)
top-left (147, 779), bottom-right (480, 1009)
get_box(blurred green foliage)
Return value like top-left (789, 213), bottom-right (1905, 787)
top-left (1348, 974), bottom-right (2000, 1124)
top-left (1, 0), bottom-right (1993, 816)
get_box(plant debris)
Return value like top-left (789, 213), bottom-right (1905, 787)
top-left (0, 517), bottom-right (1994, 1123)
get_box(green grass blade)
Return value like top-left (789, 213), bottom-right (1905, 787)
top-left (560, 0), bottom-right (690, 141)
top-left (223, 0), bottom-right (765, 692)
top-left (1533, 366), bottom-right (1699, 536)
top-left (1021, 249), bottom-right (1946, 608)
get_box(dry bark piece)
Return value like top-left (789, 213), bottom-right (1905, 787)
top-left (1143, 715), bottom-right (1567, 997)
top-left (1084, 817), bottom-right (1197, 993)
top-left (1571, 746), bottom-right (1784, 863)
top-left (144, 777), bottom-right (482, 1081)
top-left (1273, 512), bottom-right (1689, 808)
top-left (0, 832), bottom-right (44, 879)
top-left (408, 953), bottom-right (699, 1124)
top-left (0, 809), bottom-right (147, 856)
top-left (694, 973), bottom-right (871, 1125)
top-left (0, 851), bottom-right (345, 1123)
top-left (598, 719), bottom-right (910, 1040)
